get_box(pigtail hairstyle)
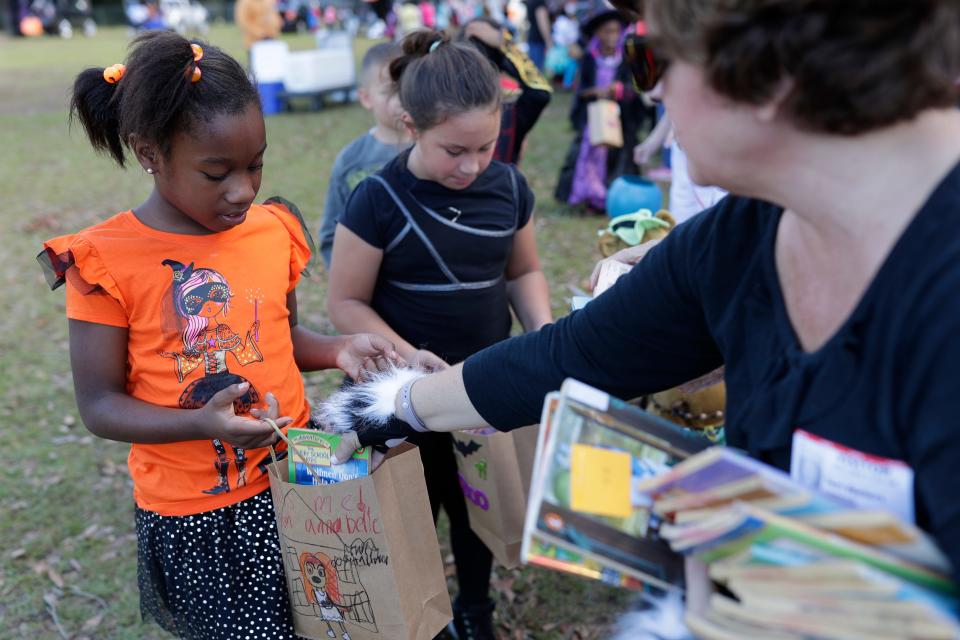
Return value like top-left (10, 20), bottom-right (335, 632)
top-left (71, 67), bottom-right (125, 165)
top-left (70, 30), bottom-right (259, 167)
top-left (389, 30), bottom-right (501, 131)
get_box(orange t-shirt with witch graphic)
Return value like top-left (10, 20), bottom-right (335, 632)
top-left (44, 202), bottom-right (312, 516)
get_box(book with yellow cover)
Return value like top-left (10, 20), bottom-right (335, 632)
top-left (521, 379), bottom-right (711, 591)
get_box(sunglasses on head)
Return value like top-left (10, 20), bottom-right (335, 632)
top-left (623, 33), bottom-right (669, 92)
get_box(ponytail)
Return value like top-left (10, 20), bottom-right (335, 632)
top-left (68, 30), bottom-right (259, 168)
top-left (390, 29), bottom-right (500, 131)
top-left (70, 66), bottom-right (126, 166)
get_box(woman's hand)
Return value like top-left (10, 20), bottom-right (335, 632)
top-left (332, 431), bottom-right (387, 472)
top-left (407, 349), bottom-right (449, 372)
top-left (199, 384), bottom-right (291, 449)
top-left (335, 333), bottom-right (402, 380)
top-left (589, 238), bottom-right (664, 291)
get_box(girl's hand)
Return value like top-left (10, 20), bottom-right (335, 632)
top-left (199, 383), bottom-right (291, 449)
top-left (335, 333), bottom-right (402, 380)
top-left (407, 349), bottom-right (449, 372)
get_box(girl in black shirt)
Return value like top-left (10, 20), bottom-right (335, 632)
top-left (327, 30), bottom-right (552, 640)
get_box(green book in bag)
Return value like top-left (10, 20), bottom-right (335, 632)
top-left (286, 428), bottom-right (371, 486)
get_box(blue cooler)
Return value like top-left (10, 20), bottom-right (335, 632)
top-left (257, 81), bottom-right (284, 116)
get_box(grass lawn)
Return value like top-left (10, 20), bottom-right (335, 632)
top-left (0, 25), bottom-right (633, 639)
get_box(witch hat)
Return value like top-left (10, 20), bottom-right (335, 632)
top-left (581, 7), bottom-right (629, 39)
top-left (162, 259), bottom-right (195, 284)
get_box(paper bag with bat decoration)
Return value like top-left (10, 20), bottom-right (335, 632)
top-left (452, 426), bottom-right (539, 568)
top-left (267, 443), bottom-right (452, 640)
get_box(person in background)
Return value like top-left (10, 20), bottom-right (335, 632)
top-left (327, 31), bottom-right (552, 640)
top-left (486, 0), bottom-right (506, 24)
top-left (555, 8), bottom-right (646, 210)
top-left (397, 0), bottom-right (424, 36)
top-left (365, 0), bottom-right (392, 26)
top-left (435, 0), bottom-right (453, 30)
top-left (4, 0), bottom-right (19, 35)
top-left (419, 0), bottom-right (436, 27)
top-left (545, 0), bottom-right (581, 89)
top-left (323, 4), bottom-right (338, 27)
top-left (318, 43), bottom-right (409, 268)
top-left (523, 0), bottom-right (552, 70)
top-left (234, 0), bottom-right (281, 52)
top-left (462, 16), bottom-right (552, 164)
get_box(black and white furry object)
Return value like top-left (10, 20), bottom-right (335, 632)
top-left (610, 591), bottom-right (691, 640)
top-left (315, 366), bottom-right (427, 448)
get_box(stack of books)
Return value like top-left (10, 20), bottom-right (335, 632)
top-left (644, 448), bottom-right (958, 638)
top-left (522, 379), bottom-right (959, 638)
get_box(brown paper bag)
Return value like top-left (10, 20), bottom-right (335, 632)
top-left (587, 99), bottom-right (624, 148)
top-left (452, 426), bottom-right (539, 568)
top-left (267, 443), bottom-right (452, 640)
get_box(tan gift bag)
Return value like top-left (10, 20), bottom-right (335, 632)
top-left (452, 425), bottom-right (539, 568)
top-left (587, 99), bottom-right (624, 148)
top-left (267, 443), bottom-right (452, 640)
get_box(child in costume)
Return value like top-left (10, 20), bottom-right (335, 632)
top-left (554, 9), bottom-right (648, 210)
top-left (546, 0), bottom-right (581, 89)
top-left (325, 31), bottom-right (553, 640)
top-left (461, 16), bottom-right (552, 165)
top-left (39, 31), bottom-right (397, 640)
top-left (318, 42), bottom-right (410, 268)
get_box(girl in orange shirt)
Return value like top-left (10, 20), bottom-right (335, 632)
top-left (39, 30), bottom-right (397, 640)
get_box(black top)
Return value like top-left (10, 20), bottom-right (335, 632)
top-left (464, 163), bottom-right (960, 587)
top-left (525, 0), bottom-right (548, 45)
top-left (469, 36), bottom-right (552, 165)
top-left (341, 151), bottom-right (534, 364)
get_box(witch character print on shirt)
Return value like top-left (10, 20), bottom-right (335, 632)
top-left (159, 259), bottom-right (264, 495)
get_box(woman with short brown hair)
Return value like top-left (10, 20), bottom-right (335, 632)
top-left (643, 0), bottom-right (959, 135)
top-left (335, 0), bottom-right (960, 593)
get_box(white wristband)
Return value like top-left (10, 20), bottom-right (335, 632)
top-left (397, 378), bottom-right (430, 433)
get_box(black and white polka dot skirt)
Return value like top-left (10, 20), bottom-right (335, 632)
top-left (135, 489), bottom-right (306, 640)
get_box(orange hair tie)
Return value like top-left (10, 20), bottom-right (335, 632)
top-left (190, 44), bottom-right (203, 83)
top-left (103, 63), bottom-right (126, 84)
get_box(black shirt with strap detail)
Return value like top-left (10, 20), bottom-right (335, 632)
top-left (463, 162), bottom-right (960, 591)
top-left (340, 150), bottom-right (535, 364)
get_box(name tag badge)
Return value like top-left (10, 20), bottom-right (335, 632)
top-left (790, 429), bottom-right (915, 524)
